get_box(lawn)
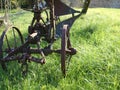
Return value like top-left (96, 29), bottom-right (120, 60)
top-left (0, 8), bottom-right (120, 90)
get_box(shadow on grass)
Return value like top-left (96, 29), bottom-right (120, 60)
top-left (79, 24), bottom-right (97, 39)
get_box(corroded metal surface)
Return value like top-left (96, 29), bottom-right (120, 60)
top-left (0, 0), bottom-right (90, 76)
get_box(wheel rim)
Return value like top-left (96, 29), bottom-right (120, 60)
top-left (61, 25), bottom-right (72, 76)
top-left (0, 27), bottom-right (24, 70)
top-left (61, 26), bottom-right (66, 76)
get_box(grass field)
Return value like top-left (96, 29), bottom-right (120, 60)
top-left (0, 8), bottom-right (120, 90)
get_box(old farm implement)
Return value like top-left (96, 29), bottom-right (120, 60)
top-left (0, 0), bottom-right (90, 76)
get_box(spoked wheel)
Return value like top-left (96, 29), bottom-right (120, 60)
top-left (0, 27), bottom-right (24, 70)
top-left (61, 25), bottom-right (76, 76)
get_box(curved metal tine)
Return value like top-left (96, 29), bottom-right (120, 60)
top-left (5, 34), bottom-right (11, 50)
top-left (41, 17), bottom-right (46, 25)
top-left (12, 27), bottom-right (17, 48)
top-left (37, 42), bottom-right (45, 58)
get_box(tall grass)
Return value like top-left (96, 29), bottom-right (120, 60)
top-left (0, 8), bottom-right (120, 90)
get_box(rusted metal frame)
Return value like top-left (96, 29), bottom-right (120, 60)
top-left (49, 0), bottom-right (56, 40)
top-left (36, 42), bottom-right (45, 61)
top-left (1, 55), bottom-right (45, 64)
top-left (1, 47), bottom-right (75, 63)
top-left (5, 47), bottom-right (74, 57)
top-left (56, 14), bottom-right (81, 37)
top-left (0, 55), bottom-right (22, 62)
top-left (28, 56), bottom-right (45, 64)
top-left (4, 41), bottom-right (29, 58)
top-left (29, 47), bottom-right (75, 55)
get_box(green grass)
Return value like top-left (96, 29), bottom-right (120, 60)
top-left (0, 8), bottom-right (120, 90)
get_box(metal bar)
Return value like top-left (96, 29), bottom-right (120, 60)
top-left (49, 0), bottom-right (56, 40)
top-left (37, 42), bottom-right (45, 59)
top-left (12, 28), bottom-right (17, 48)
top-left (29, 48), bottom-right (60, 55)
top-left (52, 0), bottom-right (56, 39)
top-left (3, 43), bottom-right (75, 58)
top-left (1, 54), bottom-right (45, 65)
top-left (28, 56), bottom-right (45, 64)
top-left (0, 55), bottom-right (22, 62)
top-left (6, 41), bottom-right (29, 57)
top-left (5, 34), bottom-right (11, 50)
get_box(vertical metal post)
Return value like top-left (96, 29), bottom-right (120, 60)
top-left (50, 0), bottom-right (56, 40)
top-left (53, 0), bottom-right (56, 39)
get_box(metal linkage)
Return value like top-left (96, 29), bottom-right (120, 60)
top-left (0, 0), bottom-right (90, 76)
